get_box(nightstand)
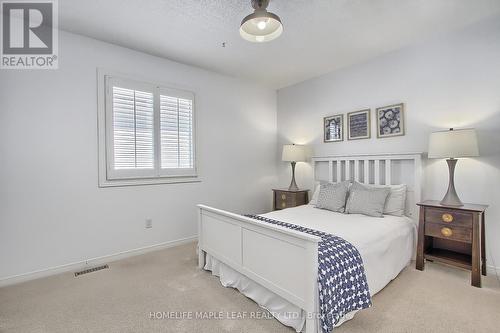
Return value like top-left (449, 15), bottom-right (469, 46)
top-left (416, 200), bottom-right (488, 287)
top-left (272, 189), bottom-right (309, 211)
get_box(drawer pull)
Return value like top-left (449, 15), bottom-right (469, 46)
top-left (442, 213), bottom-right (454, 223)
top-left (441, 227), bottom-right (453, 237)
top-left (281, 202), bottom-right (286, 208)
top-left (281, 194), bottom-right (286, 200)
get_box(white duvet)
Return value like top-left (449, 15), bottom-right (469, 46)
top-left (205, 205), bottom-right (416, 331)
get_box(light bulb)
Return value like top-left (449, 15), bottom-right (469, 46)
top-left (257, 21), bottom-right (267, 30)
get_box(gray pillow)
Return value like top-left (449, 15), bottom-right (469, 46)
top-left (315, 181), bottom-right (349, 213)
top-left (345, 182), bottom-right (390, 217)
top-left (347, 182), bottom-right (407, 216)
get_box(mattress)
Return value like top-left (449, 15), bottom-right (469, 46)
top-left (204, 205), bottom-right (416, 331)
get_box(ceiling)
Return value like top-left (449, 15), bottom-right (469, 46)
top-left (59, 0), bottom-right (500, 89)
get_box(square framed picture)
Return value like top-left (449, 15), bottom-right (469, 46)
top-left (347, 109), bottom-right (371, 140)
top-left (324, 114), bottom-right (343, 142)
top-left (376, 103), bottom-right (405, 138)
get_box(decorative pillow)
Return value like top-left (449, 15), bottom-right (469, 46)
top-left (345, 182), bottom-right (390, 217)
top-left (354, 183), bottom-right (407, 216)
top-left (315, 181), bottom-right (349, 213)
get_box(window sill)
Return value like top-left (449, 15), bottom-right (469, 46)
top-left (98, 176), bottom-right (201, 188)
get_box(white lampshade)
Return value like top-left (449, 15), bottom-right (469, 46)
top-left (428, 128), bottom-right (479, 159)
top-left (282, 144), bottom-right (306, 162)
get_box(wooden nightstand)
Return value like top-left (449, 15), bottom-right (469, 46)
top-left (272, 189), bottom-right (309, 211)
top-left (416, 200), bottom-right (488, 287)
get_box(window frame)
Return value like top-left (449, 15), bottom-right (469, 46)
top-left (97, 69), bottom-right (199, 187)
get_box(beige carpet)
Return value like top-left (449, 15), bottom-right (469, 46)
top-left (1, 242), bottom-right (499, 333)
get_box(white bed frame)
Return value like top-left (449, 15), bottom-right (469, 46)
top-left (197, 153), bottom-right (422, 333)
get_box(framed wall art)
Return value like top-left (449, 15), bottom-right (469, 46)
top-left (376, 103), bottom-right (405, 138)
top-left (324, 114), bottom-right (343, 142)
top-left (347, 109), bottom-right (370, 140)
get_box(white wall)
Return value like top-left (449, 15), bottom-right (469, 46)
top-left (0, 31), bottom-right (277, 281)
top-left (277, 17), bottom-right (500, 269)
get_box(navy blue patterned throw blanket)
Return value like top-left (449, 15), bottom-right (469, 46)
top-left (245, 214), bottom-right (371, 333)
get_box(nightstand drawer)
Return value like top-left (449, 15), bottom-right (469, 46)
top-left (425, 207), bottom-right (472, 228)
top-left (277, 192), bottom-right (298, 209)
top-left (272, 189), bottom-right (308, 210)
top-left (279, 194), bottom-right (292, 209)
top-left (425, 223), bottom-right (472, 243)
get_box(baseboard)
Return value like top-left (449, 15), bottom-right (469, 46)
top-left (1, 239), bottom-right (496, 288)
top-left (487, 265), bottom-right (500, 276)
top-left (0, 236), bottom-right (197, 288)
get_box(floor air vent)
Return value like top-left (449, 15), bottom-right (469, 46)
top-left (74, 264), bottom-right (109, 277)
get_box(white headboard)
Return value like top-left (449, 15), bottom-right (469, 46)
top-left (312, 153), bottom-right (422, 220)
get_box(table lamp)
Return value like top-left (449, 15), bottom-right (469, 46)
top-left (282, 144), bottom-right (306, 191)
top-left (428, 128), bottom-right (479, 206)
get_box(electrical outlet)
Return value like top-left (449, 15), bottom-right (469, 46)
top-left (145, 218), bottom-right (153, 229)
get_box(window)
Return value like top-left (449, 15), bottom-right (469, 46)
top-left (98, 72), bottom-right (197, 186)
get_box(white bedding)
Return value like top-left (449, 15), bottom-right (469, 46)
top-left (204, 205), bottom-right (416, 331)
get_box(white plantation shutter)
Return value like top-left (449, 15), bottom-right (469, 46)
top-left (103, 75), bottom-right (196, 182)
top-left (112, 87), bottom-right (154, 170)
top-left (160, 92), bottom-right (194, 174)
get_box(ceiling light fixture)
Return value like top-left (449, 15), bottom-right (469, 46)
top-left (240, 0), bottom-right (283, 43)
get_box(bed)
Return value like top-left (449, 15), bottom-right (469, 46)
top-left (197, 153), bottom-right (422, 332)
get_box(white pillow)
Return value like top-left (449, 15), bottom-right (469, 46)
top-left (309, 181), bottom-right (321, 205)
top-left (385, 184), bottom-right (407, 216)
top-left (360, 183), bottom-right (407, 216)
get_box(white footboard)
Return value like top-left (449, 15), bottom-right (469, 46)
top-left (197, 204), bottom-right (321, 333)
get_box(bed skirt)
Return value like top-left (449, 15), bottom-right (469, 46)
top-left (204, 253), bottom-right (357, 332)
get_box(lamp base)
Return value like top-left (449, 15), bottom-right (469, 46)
top-left (288, 161), bottom-right (299, 191)
top-left (440, 158), bottom-right (463, 207)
